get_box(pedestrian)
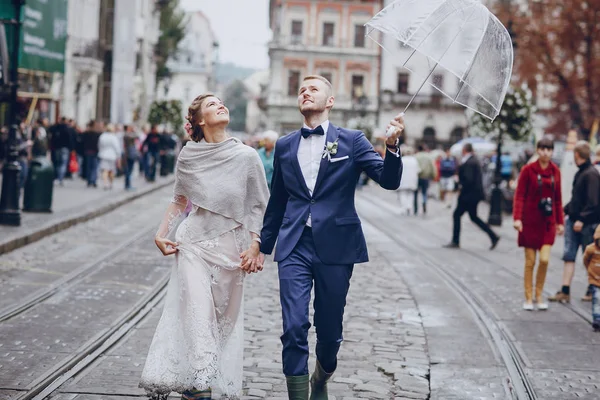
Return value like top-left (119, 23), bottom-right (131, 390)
top-left (97, 124), bottom-right (121, 190)
top-left (439, 146), bottom-right (458, 208)
top-left (123, 125), bottom-right (139, 191)
top-left (143, 125), bottom-right (161, 182)
top-left (82, 120), bottom-right (101, 188)
top-left (413, 144), bottom-right (436, 215)
top-left (549, 141), bottom-right (600, 303)
top-left (583, 225), bottom-right (600, 332)
top-left (139, 94), bottom-right (269, 399)
top-left (50, 117), bottom-right (74, 185)
top-left (444, 143), bottom-right (500, 249)
top-left (512, 138), bottom-right (564, 311)
top-left (258, 130), bottom-right (278, 189)
top-left (594, 145), bottom-right (600, 173)
top-left (258, 75), bottom-right (404, 399)
top-left (397, 145), bottom-right (419, 215)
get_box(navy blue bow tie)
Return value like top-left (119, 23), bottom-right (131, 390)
top-left (301, 125), bottom-right (325, 139)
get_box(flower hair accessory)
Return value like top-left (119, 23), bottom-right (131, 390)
top-left (184, 121), bottom-right (192, 136)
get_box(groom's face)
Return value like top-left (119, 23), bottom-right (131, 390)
top-left (297, 79), bottom-right (334, 115)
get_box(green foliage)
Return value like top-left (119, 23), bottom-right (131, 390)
top-left (469, 84), bottom-right (536, 142)
top-left (155, 0), bottom-right (187, 83)
top-left (148, 100), bottom-right (184, 136)
top-left (223, 80), bottom-right (248, 132)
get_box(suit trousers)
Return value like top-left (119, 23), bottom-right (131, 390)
top-left (278, 227), bottom-right (354, 376)
top-left (452, 199), bottom-right (498, 245)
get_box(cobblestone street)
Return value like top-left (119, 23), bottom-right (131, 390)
top-left (0, 184), bottom-right (599, 399)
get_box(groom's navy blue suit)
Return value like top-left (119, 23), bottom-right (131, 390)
top-left (260, 123), bottom-right (403, 376)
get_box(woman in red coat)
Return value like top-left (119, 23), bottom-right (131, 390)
top-left (513, 138), bottom-right (564, 311)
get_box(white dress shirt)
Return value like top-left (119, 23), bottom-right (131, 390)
top-left (297, 120), bottom-right (329, 227)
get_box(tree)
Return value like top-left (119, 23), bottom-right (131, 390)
top-left (155, 0), bottom-right (187, 84)
top-left (148, 100), bottom-right (184, 137)
top-left (223, 80), bottom-right (248, 132)
top-left (469, 84), bottom-right (536, 142)
top-left (495, 0), bottom-right (600, 136)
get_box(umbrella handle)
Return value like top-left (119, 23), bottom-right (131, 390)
top-left (386, 112), bottom-right (405, 138)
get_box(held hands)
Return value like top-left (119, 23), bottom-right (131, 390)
top-left (385, 113), bottom-right (405, 146)
top-left (513, 220), bottom-right (523, 232)
top-left (155, 236), bottom-right (178, 256)
top-left (240, 242), bottom-right (264, 274)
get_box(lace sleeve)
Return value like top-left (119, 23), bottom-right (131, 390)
top-left (156, 195), bottom-right (188, 240)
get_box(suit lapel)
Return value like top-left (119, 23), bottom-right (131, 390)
top-left (313, 124), bottom-right (340, 196)
top-left (289, 130), bottom-right (311, 197)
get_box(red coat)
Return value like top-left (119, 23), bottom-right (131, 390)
top-left (513, 160), bottom-right (564, 249)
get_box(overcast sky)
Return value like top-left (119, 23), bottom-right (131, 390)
top-left (179, 0), bottom-right (271, 69)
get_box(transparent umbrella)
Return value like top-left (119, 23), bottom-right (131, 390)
top-left (366, 0), bottom-right (514, 134)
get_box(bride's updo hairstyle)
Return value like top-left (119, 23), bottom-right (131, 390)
top-left (186, 93), bottom-right (217, 142)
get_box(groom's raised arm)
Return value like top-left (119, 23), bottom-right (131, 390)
top-left (354, 132), bottom-right (403, 190)
top-left (260, 147), bottom-right (289, 255)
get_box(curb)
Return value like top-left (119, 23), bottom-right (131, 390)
top-left (0, 178), bottom-right (175, 256)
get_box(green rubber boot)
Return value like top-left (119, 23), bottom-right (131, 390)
top-left (286, 374), bottom-right (310, 400)
top-left (309, 360), bottom-right (334, 400)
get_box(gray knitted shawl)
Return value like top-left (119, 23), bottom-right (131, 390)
top-left (173, 137), bottom-right (269, 237)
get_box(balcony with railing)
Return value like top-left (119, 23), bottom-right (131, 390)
top-left (70, 37), bottom-right (104, 74)
top-left (269, 35), bottom-right (379, 56)
top-left (380, 90), bottom-right (464, 111)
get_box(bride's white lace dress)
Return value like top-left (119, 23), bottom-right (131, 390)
top-left (139, 203), bottom-right (248, 399)
top-left (139, 137), bottom-right (269, 400)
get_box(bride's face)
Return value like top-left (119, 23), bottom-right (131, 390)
top-left (198, 96), bottom-right (229, 129)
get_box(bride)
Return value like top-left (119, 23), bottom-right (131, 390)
top-left (139, 94), bottom-right (270, 400)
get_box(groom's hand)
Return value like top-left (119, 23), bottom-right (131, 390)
top-left (386, 113), bottom-right (405, 146)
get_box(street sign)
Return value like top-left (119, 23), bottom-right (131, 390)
top-left (19, 0), bottom-right (68, 74)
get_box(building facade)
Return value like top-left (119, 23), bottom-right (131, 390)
top-left (156, 11), bottom-right (218, 120)
top-left (377, 0), bottom-right (467, 149)
top-left (62, 0), bottom-right (103, 126)
top-left (266, 0), bottom-right (382, 135)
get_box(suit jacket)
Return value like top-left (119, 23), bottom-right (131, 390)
top-left (458, 155), bottom-right (485, 203)
top-left (260, 124), bottom-right (403, 264)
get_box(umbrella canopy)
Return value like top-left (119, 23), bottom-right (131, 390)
top-left (366, 0), bottom-right (513, 121)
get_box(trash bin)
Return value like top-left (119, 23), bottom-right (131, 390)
top-left (23, 157), bottom-right (54, 212)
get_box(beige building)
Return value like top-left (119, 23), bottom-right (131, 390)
top-left (266, 0), bottom-right (382, 135)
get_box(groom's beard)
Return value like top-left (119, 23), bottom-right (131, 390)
top-left (300, 100), bottom-right (330, 119)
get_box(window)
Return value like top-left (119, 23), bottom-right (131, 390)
top-left (397, 73), bottom-right (409, 94)
top-left (291, 20), bottom-right (303, 44)
top-left (288, 70), bottom-right (300, 96)
top-left (351, 75), bottom-right (364, 99)
top-left (450, 127), bottom-right (464, 144)
top-left (322, 22), bottom-right (335, 46)
top-left (354, 24), bottom-right (366, 47)
top-left (320, 72), bottom-right (333, 84)
top-left (422, 127), bottom-right (437, 149)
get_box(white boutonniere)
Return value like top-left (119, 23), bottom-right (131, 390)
top-left (322, 139), bottom-right (339, 161)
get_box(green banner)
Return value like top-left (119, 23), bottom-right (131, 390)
top-left (19, 0), bottom-right (68, 73)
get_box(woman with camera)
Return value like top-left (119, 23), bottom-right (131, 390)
top-left (513, 138), bottom-right (564, 311)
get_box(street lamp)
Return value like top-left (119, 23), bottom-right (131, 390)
top-left (0, 0), bottom-right (25, 226)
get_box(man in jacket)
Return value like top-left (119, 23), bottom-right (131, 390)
top-left (445, 143), bottom-right (500, 249)
top-left (549, 141), bottom-right (600, 303)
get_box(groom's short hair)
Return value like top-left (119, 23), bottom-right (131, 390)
top-left (303, 75), bottom-right (333, 96)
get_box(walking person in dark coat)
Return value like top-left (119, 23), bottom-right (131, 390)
top-left (444, 143), bottom-right (500, 249)
top-left (549, 141), bottom-right (600, 303)
top-left (513, 138), bottom-right (564, 311)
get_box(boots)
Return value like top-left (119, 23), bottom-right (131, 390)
top-left (286, 375), bottom-right (309, 400)
top-left (309, 360), bottom-right (334, 400)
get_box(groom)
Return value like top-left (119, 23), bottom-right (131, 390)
top-left (259, 75), bottom-right (404, 400)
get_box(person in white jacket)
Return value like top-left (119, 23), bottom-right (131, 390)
top-left (398, 145), bottom-right (420, 215)
top-left (98, 124), bottom-right (122, 190)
